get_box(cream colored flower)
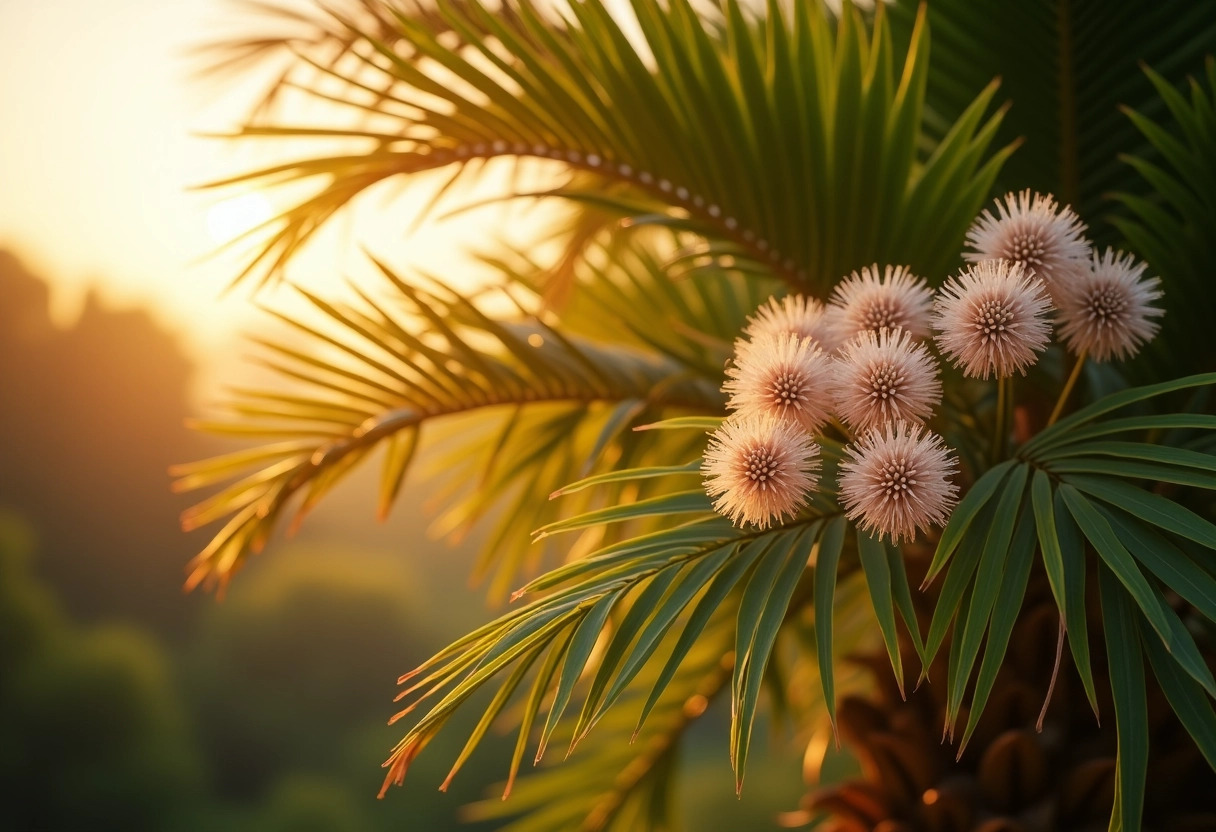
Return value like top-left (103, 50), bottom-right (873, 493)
top-left (1056, 248), bottom-right (1164, 362)
top-left (827, 264), bottom-right (934, 344)
top-left (933, 260), bottom-right (1053, 379)
top-left (833, 329), bottom-right (942, 433)
top-left (964, 190), bottom-right (1090, 300)
top-left (745, 294), bottom-right (837, 351)
top-left (838, 422), bottom-right (959, 544)
top-left (702, 416), bottom-right (821, 529)
top-left (724, 333), bottom-right (835, 433)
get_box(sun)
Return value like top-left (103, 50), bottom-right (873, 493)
top-left (205, 192), bottom-right (275, 245)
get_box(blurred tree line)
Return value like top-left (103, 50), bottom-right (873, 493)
top-left (0, 251), bottom-right (805, 830)
top-left (0, 250), bottom-right (505, 830)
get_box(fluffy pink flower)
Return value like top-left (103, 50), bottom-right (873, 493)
top-left (1056, 248), bottom-right (1164, 362)
top-left (724, 333), bottom-right (835, 433)
top-left (702, 416), bottom-right (821, 529)
top-left (827, 265), bottom-right (934, 344)
top-left (965, 190), bottom-right (1090, 301)
top-left (833, 329), bottom-right (942, 433)
top-left (933, 260), bottom-right (1053, 379)
top-left (745, 294), bottom-right (837, 351)
top-left (838, 422), bottom-right (959, 544)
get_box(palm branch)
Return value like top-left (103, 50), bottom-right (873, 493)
top-left (1112, 58), bottom-right (1216, 376)
top-left (200, 0), bottom-right (1012, 291)
top-left (174, 257), bottom-right (723, 595)
top-left (889, 0), bottom-right (1216, 223)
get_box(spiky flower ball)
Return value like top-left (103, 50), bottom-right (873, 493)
top-left (745, 294), bottom-right (838, 351)
top-left (703, 417), bottom-right (821, 530)
top-left (827, 265), bottom-right (934, 344)
top-left (833, 329), bottom-right (942, 434)
top-left (1056, 248), bottom-right (1164, 362)
top-left (933, 260), bottom-right (1053, 379)
top-left (724, 333), bottom-right (835, 433)
top-left (965, 190), bottom-right (1090, 300)
top-left (838, 422), bottom-right (959, 544)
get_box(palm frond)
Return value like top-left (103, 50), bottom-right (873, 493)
top-left (173, 259), bottom-right (722, 593)
top-left (203, 0), bottom-right (1013, 290)
top-left (889, 0), bottom-right (1216, 224)
top-left (1111, 58), bottom-right (1216, 375)
top-left (379, 490), bottom-right (836, 796)
top-left (464, 586), bottom-right (735, 832)
top-left (380, 427), bottom-right (928, 796)
top-left (920, 373), bottom-right (1216, 831)
top-left (194, 0), bottom-right (538, 118)
top-left (463, 557), bottom-right (882, 832)
top-left (487, 230), bottom-right (783, 377)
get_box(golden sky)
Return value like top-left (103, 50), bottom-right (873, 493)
top-left (0, 0), bottom-right (559, 400)
top-left (0, 2), bottom-right (237, 344)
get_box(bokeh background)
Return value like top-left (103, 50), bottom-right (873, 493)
top-left (0, 1), bottom-right (819, 828)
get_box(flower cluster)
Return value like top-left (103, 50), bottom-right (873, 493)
top-left (703, 190), bottom-right (1164, 543)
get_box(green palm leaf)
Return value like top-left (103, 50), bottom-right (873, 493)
top-left (890, 0), bottom-right (1216, 222)
top-left (922, 375), bottom-right (1216, 766)
top-left (203, 0), bottom-right (1011, 291)
top-left (379, 429), bottom-right (918, 797)
top-left (174, 259), bottom-right (722, 594)
top-left (1111, 59), bottom-right (1216, 374)
top-left (379, 510), bottom-right (829, 796)
top-left (464, 598), bottom-right (734, 831)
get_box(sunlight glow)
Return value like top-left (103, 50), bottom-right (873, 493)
top-left (205, 192), bottom-right (274, 245)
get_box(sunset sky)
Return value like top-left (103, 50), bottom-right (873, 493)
top-left (0, 1), bottom-right (243, 345)
top-left (0, 0), bottom-right (555, 399)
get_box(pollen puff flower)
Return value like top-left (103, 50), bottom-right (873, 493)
top-left (745, 294), bottom-right (838, 351)
top-left (965, 190), bottom-right (1091, 301)
top-left (833, 328), bottom-right (942, 433)
top-left (702, 416), bottom-right (821, 530)
top-left (724, 333), bottom-right (835, 434)
top-left (827, 264), bottom-right (934, 344)
top-left (1056, 248), bottom-right (1164, 362)
top-left (933, 260), bottom-right (1053, 379)
top-left (838, 421), bottom-right (959, 544)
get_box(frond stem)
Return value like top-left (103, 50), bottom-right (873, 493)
top-left (438, 146), bottom-right (807, 288)
top-left (1036, 614), bottom-right (1067, 732)
top-left (231, 138), bottom-right (807, 288)
top-left (287, 386), bottom-right (718, 488)
top-left (1047, 349), bottom-right (1087, 428)
top-left (991, 377), bottom-right (1009, 461)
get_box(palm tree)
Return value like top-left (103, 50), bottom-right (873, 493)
top-left (179, 1), bottom-right (1216, 829)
